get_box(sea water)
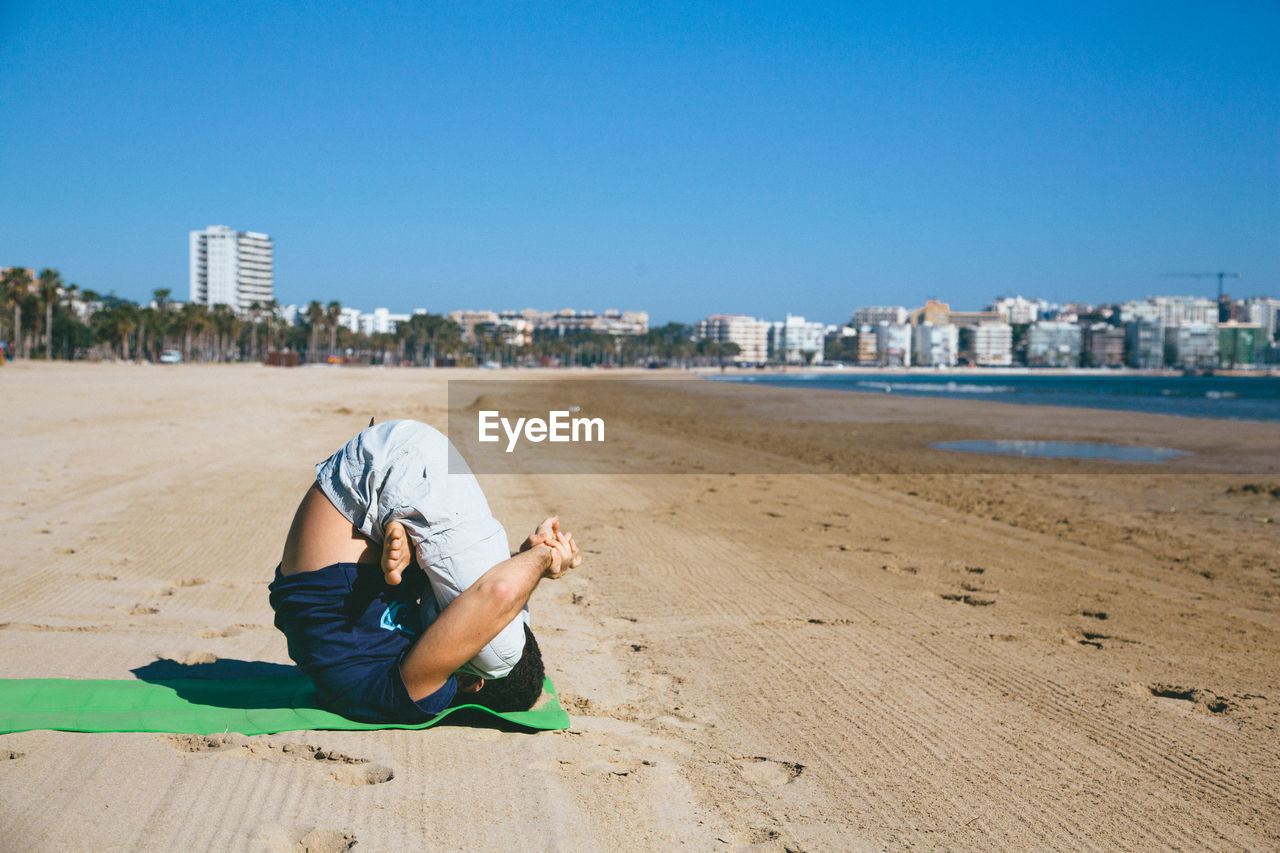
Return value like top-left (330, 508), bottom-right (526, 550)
top-left (713, 373), bottom-right (1280, 422)
top-left (930, 440), bottom-right (1189, 462)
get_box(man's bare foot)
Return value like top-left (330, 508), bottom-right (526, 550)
top-left (381, 520), bottom-right (411, 585)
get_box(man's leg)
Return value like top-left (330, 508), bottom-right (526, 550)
top-left (315, 419), bottom-right (527, 678)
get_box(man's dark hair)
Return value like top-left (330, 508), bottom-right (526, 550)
top-left (462, 624), bottom-right (544, 712)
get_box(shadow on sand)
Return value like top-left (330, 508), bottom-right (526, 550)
top-left (129, 657), bottom-right (541, 732)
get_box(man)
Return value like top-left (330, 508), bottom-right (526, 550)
top-left (269, 420), bottom-right (579, 723)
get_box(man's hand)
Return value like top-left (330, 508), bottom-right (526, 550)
top-left (522, 516), bottom-right (582, 575)
top-left (541, 529), bottom-right (580, 579)
top-left (519, 515), bottom-right (560, 553)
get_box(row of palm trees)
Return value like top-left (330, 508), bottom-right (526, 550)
top-left (0, 267), bottom-right (733, 367)
top-left (1, 267), bottom-right (70, 360)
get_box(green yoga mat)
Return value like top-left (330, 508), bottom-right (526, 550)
top-left (0, 675), bottom-right (570, 735)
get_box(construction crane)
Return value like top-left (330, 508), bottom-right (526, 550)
top-left (1161, 271), bottom-right (1241, 303)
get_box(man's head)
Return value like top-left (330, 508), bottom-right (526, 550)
top-left (453, 623), bottom-right (545, 712)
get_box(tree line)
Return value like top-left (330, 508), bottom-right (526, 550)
top-left (0, 268), bottom-right (735, 367)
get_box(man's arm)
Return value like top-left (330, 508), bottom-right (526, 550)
top-left (398, 533), bottom-right (576, 702)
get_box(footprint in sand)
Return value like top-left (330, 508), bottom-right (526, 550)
top-left (1145, 684), bottom-right (1233, 714)
top-left (159, 651), bottom-right (218, 666)
top-left (0, 622), bottom-right (111, 633)
top-left (558, 695), bottom-right (643, 723)
top-left (250, 825), bottom-right (357, 852)
top-left (733, 756), bottom-right (804, 786)
top-left (159, 734), bottom-right (394, 785)
top-left (1078, 632), bottom-right (1107, 649)
top-left (940, 593), bottom-right (995, 607)
top-left (198, 626), bottom-right (242, 638)
top-left (1075, 629), bottom-right (1135, 650)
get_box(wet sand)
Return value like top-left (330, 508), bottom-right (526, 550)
top-left (1, 361), bottom-right (1277, 850)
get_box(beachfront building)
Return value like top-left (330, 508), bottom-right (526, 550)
top-left (852, 305), bottom-right (908, 326)
top-left (971, 322), bottom-right (1013, 366)
top-left (357, 308), bottom-right (411, 336)
top-left (188, 225), bottom-right (273, 313)
top-left (822, 325), bottom-right (860, 363)
top-left (337, 306), bottom-right (362, 334)
top-left (1121, 296), bottom-right (1218, 327)
top-left (872, 322), bottom-right (912, 367)
top-left (448, 310), bottom-right (532, 347)
top-left (856, 326), bottom-right (879, 364)
top-left (1218, 321), bottom-right (1264, 367)
top-left (1026, 321), bottom-right (1082, 367)
top-left (908, 299), bottom-right (951, 327)
top-left (1242, 297), bottom-right (1280, 344)
top-left (522, 308), bottom-right (649, 336)
top-left (694, 314), bottom-right (770, 364)
top-left (1082, 323), bottom-right (1126, 367)
top-left (949, 308), bottom-right (1006, 327)
top-left (912, 323), bottom-right (958, 367)
top-left (452, 308), bottom-right (648, 340)
top-left (769, 314), bottom-right (826, 364)
top-left (1125, 319), bottom-right (1165, 369)
top-left (1163, 323), bottom-right (1219, 370)
top-left (991, 295), bottom-right (1041, 325)
top-left (449, 310), bottom-right (501, 342)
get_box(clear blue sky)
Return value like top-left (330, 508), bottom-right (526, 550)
top-left (2, 1), bottom-right (1277, 324)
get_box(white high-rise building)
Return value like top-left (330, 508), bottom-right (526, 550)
top-left (694, 314), bottom-right (771, 364)
top-left (1164, 323), bottom-right (1219, 369)
top-left (1027, 321), bottom-right (1082, 367)
top-left (1242, 296), bottom-right (1280, 343)
top-left (913, 323), bottom-right (959, 367)
top-left (769, 314), bottom-right (826, 364)
top-left (189, 225), bottom-right (274, 312)
top-left (1120, 296), bottom-right (1217, 327)
top-left (990, 295), bottom-right (1044, 325)
top-left (852, 305), bottom-right (909, 326)
top-left (873, 322), bottom-right (913, 367)
top-left (972, 322), bottom-right (1013, 366)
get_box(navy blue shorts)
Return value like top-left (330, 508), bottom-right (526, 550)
top-left (269, 562), bottom-right (457, 723)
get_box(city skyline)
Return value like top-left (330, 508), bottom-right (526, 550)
top-left (3, 2), bottom-right (1277, 323)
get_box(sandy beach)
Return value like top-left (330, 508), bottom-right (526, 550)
top-left (1, 361), bottom-right (1278, 851)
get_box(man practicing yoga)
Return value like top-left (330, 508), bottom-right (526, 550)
top-left (269, 419), bottom-right (580, 723)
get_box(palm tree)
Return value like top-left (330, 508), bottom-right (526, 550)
top-left (325, 300), bottom-right (342, 359)
top-left (177, 302), bottom-right (206, 361)
top-left (152, 288), bottom-right (172, 355)
top-left (246, 300), bottom-right (262, 361)
top-left (263, 299), bottom-right (281, 353)
top-left (36, 269), bottom-right (63, 359)
top-left (0, 271), bottom-right (13, 360)
top-left (136, 306), bottom-right (158, 361)
top-left (96, 302), bottom-right (139, 360)
top-left (209, 304), bottom-right (238, 362)
top-left (305, 300), bottom-right (324, 362)
top-left (2, 267), bottom-right (33, 359)
top-left (57, 283), bottom-right (80, 359)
